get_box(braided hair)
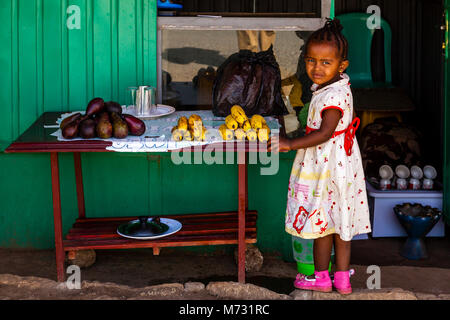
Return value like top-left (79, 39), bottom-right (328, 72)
top-left (305, 18), bottom-right (348, 60)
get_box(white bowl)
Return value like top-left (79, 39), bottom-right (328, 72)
top-left (423, 165), bottom-right (437, 179)
top-left (379, 165), bottom-right (394, 179)
top-left (410, 165), bottom-right (423, 179)
top-left (395, 165), bottom-right (410, 179)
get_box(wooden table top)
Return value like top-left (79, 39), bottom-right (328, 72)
top-left (5, 112), bottom-right (285, 154)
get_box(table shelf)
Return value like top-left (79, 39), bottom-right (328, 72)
top-left (63, 211), bottom-right (257, 251)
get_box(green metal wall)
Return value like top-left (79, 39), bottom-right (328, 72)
top-left (0, 0), bottom-right (294, 260)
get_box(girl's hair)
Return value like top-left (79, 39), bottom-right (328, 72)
top-left (305, 18), bottom-right (348, 60)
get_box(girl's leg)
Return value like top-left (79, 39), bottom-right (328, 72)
top-left (333, 234), bottom-right (351, 271)
top-left (294, 234), bottom-right (333, 292)
top-left (332, 234), bottom-right (353, 294)
top-left (313, 234), bottom-right (333, 271)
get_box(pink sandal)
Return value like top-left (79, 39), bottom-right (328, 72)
top-left (294, 270), bottom-right (332, 292)
top-left (333, 270), bottom-right (354, 295)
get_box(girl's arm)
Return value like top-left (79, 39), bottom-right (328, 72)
top-left (269, 108), bottom-right (341, 152)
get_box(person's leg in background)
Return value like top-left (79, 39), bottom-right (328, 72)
top-left (237, 30), bottom-right (259, 52)
top-left (259, 30), bottom-right (276, 51)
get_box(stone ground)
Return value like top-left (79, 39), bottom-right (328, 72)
top-left (1, 237), bottom-right (450, 300)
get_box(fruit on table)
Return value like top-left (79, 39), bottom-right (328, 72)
top-left (96, 112), bottom-right (113, 139)
top-left (111, 112), bottom-right (129, 139)
top-left (250, 114), bottom-right (266, 130)
top-left (177, 116), bottom-right (188, 133)
top-left (219, 124), bottom-right (234, 140)
top-left (188, 114), bottom-right (203, 129)
top-left (230, 105), bottom-right (248, 125)
top-left (122, 114), bottom-right (146, 136)
top-left (104, 101), bottom-right (122, 115)
top-left (242, 120), bottom-right (252, 132)
top-left (60, 112), bottom-right (81, 130)
top-left (79, 119), bottom-right (96, 139)
top-left (171, 126), bottom-right (183, 141)
top-left (234, 128), bottom-right (246, 141)
top-left (257, 124), bottom-right (271, 143)
top-left (183, 129), bottom-right (194, 141)
top-left (62, 117), bottom-right (83, 139)
top-left (195, 126), bottom-right (207, 141)
top-left (225, 115), bottom-right (238, 130)
top-left (85, 97), bottom-right (105, 116)
top-left (246, 129), bottom-right (258, 142)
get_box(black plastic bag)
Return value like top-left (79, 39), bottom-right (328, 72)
top-left (212, 46), bottom-right (288, 117)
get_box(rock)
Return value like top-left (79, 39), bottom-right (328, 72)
top-left (139, 283), bottom-right (184, 297)
top-left (415, 293), bottom-right (439, 300)
top-left (289, 289), bottom-right (313, 300)
top-left (66, 250), bottom-right (96, 268)
top-left (206, 281), bottom-right (291, 300)
top-left (234, 244), bottom-right (264, 272)
top-left (312, 288), bottom-right (417, 300)
top-left (184, 282), bottom-right (205, 292)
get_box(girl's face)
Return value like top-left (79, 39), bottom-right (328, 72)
top-left (305, 41), bottom-right (349, 87)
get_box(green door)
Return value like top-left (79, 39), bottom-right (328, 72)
top-left (444, 0), bottom-right (450, 224)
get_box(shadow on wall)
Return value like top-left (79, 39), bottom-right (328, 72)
top-left (163, 47), bottom-right (228, 66)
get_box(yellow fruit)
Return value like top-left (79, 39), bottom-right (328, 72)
top-left (231, 105), bottom-right (248, 125)
top-left (242, 120), bottom-right (252, 132)
top-left (183, 129), bottom-right (194, 141)
top-left (188, 114), bottom-right (203, 130)
top-left (219, 124), bottom-right (234, 140)
top-left (234, 128), bottom-right (246, 141)
top-left (171, 126), bottom-right (183, 141)
top-left (246, 129), bottom-right (257, 142)
top-left (257, 125), bottom-right (271, 143)
top-left (225, 115), bottom-right (238, 130)
top-left (201, 126), bottom-right (207, 141)
top-left (177, 116), bottom-right (188, 133)
top-left (250, 114), bottom-right (266, 130)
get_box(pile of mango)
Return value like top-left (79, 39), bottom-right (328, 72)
top-left (60, 98), bottom-right (146, 140)
top-left (220, 105), bottom-right (271, 143)
top-left (171, 114), bottom-right (206, 141)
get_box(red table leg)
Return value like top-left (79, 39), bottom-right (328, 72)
top-left (50, 152), bottom-right (65, 282)
top-left (238, 151), bottom-right (247, 283)
top-left (74, 152), bottom-right (86, 219)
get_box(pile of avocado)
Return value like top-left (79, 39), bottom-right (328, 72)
top-left (60, 98), bottom-right (146, 140)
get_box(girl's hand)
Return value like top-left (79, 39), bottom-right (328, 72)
top-left (268, 136), bottom-right (291, 153)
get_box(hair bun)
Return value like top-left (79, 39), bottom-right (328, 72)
top-left (326, 18), bottom-right (344, 32)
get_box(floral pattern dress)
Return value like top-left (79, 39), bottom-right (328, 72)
top-left (285, 74), bottom-right (371, 241)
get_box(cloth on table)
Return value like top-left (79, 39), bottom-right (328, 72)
top-left (52, 109), bottom-right (281, 152)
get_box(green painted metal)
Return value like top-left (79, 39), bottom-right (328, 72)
top-left (0, 0), bottom-right (296, 260)
top-left (444, 1), bottom-right (450, 225)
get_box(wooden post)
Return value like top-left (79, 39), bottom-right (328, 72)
top-left (50, 152), bottom-right (65, 282)
top-left (238, 151), bottom-right (247, 283)
top-left (73, 152), bottom-right (86, 219)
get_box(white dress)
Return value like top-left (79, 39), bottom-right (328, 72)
top-left (285, 74), bottom-right (371, 241)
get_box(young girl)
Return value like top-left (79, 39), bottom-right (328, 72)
top-left (269, 18), bottom-right (371, 294)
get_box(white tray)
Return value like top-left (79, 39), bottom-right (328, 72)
top-left (126, 104), bottom-right (176, 120)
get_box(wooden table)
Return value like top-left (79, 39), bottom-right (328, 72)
top-left (4, 112), bottom-right (274, 283)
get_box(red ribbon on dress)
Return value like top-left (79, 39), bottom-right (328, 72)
top-left (306, 117), bottom-right (360, 156)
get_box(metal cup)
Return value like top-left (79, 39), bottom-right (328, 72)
top-left (135, 86), bottom-right (149, 116)
top-left (145, 86), bottom-right (157, 115)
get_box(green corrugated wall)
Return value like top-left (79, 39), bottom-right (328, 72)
top-left (0, 0), bottom-right (295, 260)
